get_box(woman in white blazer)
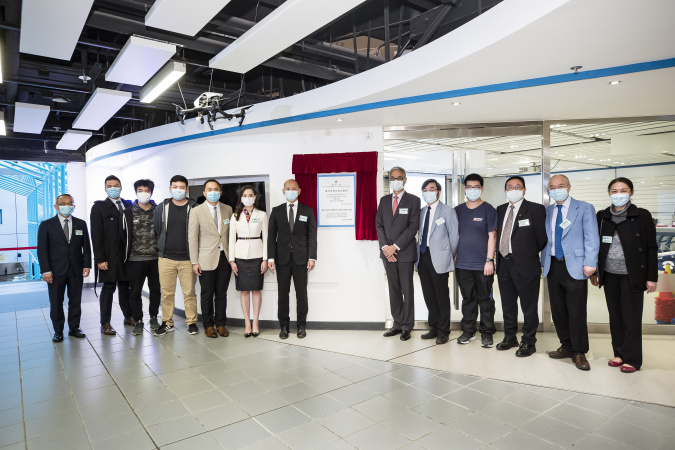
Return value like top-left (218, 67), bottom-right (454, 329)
top-left (229, 185), bottom-right (268, 337)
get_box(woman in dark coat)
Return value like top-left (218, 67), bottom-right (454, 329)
top-left (591, 177), bottom-right (658, 373)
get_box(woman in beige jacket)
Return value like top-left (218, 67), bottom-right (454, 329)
top-left (229, 185), bottom-right (268, 336)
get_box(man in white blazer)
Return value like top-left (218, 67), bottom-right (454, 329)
top-left (188, 179), bottom-right (233, 338)
top-left (416, 179), bottom-right (459, 344)
top-left (541, 174), bottom-right (599, 370)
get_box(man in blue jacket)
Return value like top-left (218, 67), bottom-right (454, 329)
top-left (542, 174), bottom-right (599, 370)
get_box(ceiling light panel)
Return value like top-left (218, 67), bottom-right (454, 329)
top-left (56, 130), bottom-right (92, 150)
top-left (72, 88), bottom-right (132, 131)
top-left (105, 36), bottom-right (177, 86)
top-left (13, 103), bottom-right (50, 134)
top-left (145, 0), bottom-right (232, 36)
top-left (140, 61), bottom-right (186, 103)
top-left (20, 0), bottom-right (95, 60)
top-left (209, 0), bottom-right (367, 73)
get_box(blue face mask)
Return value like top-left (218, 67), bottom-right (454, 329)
top-left (422, 191), bottom-right (438, 204)
top-left (610, 193), bottom-right (630, 207)
top-left (549, 188), bottom-right (569, 202)
top-left (206, 191), bottom-right (221, 202)
top-left (465, 188), bottom-right (481, 202)
top-left (171, 189), bottom-right (186, 201)
top-left (285, 190), bottom-right (299, 202)
top-left (106, 187), bottom-right (121, 198)
top-left (58, 205), bottom-right (74, 217)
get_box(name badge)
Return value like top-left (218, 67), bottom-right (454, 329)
top-left (435, 218), bottom-right (445, 226)
top-left (133, 218), bottom-right (140, 223)
top-left (473, 217), bottom-right (483, 222)
top-left (252, 218), bottom-right (260, 223)
top-left (518, 219), bottom-right (530, 227)
top-left (223, 219), bottom-right (230, 225)
top-left (399, 208), bottom-right (408, 215)
top-left (559, 219), bottom-right (572, 229)
top-left (602, 236), bottom-right (613, 244)
top-left (299, 215), bottom-right (308, 222)
top-left (75, 230), bottom-right (83, 236)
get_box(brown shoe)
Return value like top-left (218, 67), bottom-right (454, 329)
top-left (573, 353), bottom-right (591, 371)
top-left (123, 317), bottom-right (135, 326)
top-left (101, 323), bottom-right (116, 336)
top-left (548, 347), bottom-right (572, 359)
top-left (205, 327), bottom-right (218, 338)
top-left (217, 326), bottom-right (229, 337)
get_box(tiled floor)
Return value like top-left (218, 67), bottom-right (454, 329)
top-left (1, 285), bottom-right (675, 449)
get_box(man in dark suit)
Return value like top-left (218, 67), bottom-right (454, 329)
top-left (90, 175), bottom-right (132, 336)
top-left (496, 176), bottom-right (547, 357)
top-left (268, 179), bottom-right (317, 339)
top-left (376, 167), bottom-right (421, 341)
top-left (37, 194), bottom-right (91, 342)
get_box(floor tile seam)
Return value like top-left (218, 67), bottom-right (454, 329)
top-left (13, 309), bottom-right (29, 449)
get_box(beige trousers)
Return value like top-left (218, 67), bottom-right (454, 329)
top-left (158, 257), bottom-right (197, 326)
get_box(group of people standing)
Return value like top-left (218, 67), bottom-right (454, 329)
top-left (377, 167), bottom-right (658, 373)
top-left (37, 176), bottom-right (317, 343)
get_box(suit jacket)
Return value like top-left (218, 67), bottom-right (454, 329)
top-left (188, 202), bottom-right (233, 270)
top-left (268, 202), bottom-right (317, 265)
top-left (375, 192), bottom-right (421, 263)
top-left (90, 197), bottom-right (131, 282)
top-left (542, 197), bottom-right (599, 280)
top-left (416, 201), bottom-right (459, 274)
top-left (496, 198), bottom-right (547, 278)
top-left (37, 215), bottom-right (91, 278)
top-left (229, 208), bottom-right (268, 261)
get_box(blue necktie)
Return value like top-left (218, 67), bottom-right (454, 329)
top-left (555, 204), bottom-right (564, 260)
top-left (421, 207), bottom-right (430, 254)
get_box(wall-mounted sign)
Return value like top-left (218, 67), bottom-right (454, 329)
top-left (317, 174), bottom-right (356, 227)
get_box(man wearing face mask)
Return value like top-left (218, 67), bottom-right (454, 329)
top-left (541, 174), bottom-right (599, 370)
top-left (188, 179), bottom-right (233, 338)
top-left (496, 176), bottom-right (547, 357)
top-left (376, 167), bottom-right (421, 341)
top-left (90, 175), bottom-right (133, 336)
top-left (268, 179), bottom-right (317, 339)
top-left (154, 175), bottom-right (199, 336)
top-left (122, 179), bottom-right (161, 336)
top-left (416, 180), bottom-right (458, 344)
top-left (38, 194), bottom-right (91, 342)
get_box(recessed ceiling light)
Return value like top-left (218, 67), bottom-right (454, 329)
top-left (609, 80), bottom-right (621, 85)
top-left (452, 102), bottom-right (460, 106)
top-left (336, 118), bottom-right (343, 122)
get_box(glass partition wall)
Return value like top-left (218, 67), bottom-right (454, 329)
top-left (383, 118), bottom-right (675, 335)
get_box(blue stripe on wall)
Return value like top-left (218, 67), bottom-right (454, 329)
top-left (86, 57), bottom-right (675, 166)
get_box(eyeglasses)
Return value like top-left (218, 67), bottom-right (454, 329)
top-left (505, 186), bottom-right (524, 191)
top-left (389, 177), bottom-right (405, 182)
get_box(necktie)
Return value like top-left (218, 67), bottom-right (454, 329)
top-left (555, 204), bottom-right (564, 259)
top-left (499, 205), bottom-right (515, 257)
top-left (63, 219), bottom-right (70, 244)
top-left (289, 204), bottom-right (295, 233)
top-left (116, 200), bottom-right (124, 215)
top-left (392, 195), bottom-right (399, 216)
top-left (421, 207), bottom-right (430, 254)
top-left (213, 206), bottom-right (219, 230)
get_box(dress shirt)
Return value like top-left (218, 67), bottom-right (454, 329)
top-left (421, 199), bottom-right (439, 247)
top-left (502, 198), bottom-right (524, 254)
top-left (208, 202), bottom-right (224, 252)
top-left (551, 196), bottom-right (571, 257)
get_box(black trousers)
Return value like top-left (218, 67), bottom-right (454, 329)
top-left (547, 258), bottom-right (589, 353)
top-left (127, 259), bottom-right (161, 322)
top-left (603, 272), bottom-right (644, 369)
top-left (48, 268), bottom-right (83, 334)
top-left (456, 268), bottom-right (496, 335)
top-left (497, 256), bottom-right (540, 344)
top-left (418, 251), bottom-right (450, 336)
top-left (383, 260), bottom-right (415, 332)
top-left (277, 255), bottom-right (309, 327)
top-left (199, 251), bottom-right (232, 328)
top-left (100, 280), bottom-right (131, 325)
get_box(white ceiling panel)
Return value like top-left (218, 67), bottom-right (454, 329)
top-left (20, 0), bottom-right (95, 60)
top-left (13, 103), bottom-right (50, 134)
top-left (145, 0), bottom-right (232, 36)
top-left (72, 88), bottom-right (132, 131)
top-left (209, 0), bottom-right (367, 73)
top-left (105, 36), bottom-right (176, 86)
top-left (56, 130), bottom-right (93, 150)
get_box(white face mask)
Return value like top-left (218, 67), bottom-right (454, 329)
top-left (241, 197), bottom-right (255, 207)
top-left (506, 189), bottom-right (524, 203)
top-left (465, 188), bottom-right (481, 202)
top-left (390, 180), bottom-right (404, 192)
top-left (136, 192), bottom-right (151, 204)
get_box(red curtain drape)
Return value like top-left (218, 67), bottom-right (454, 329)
top-left (292, 151), bottom-right (378, 240)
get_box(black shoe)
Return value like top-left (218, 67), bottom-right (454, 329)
top-left (52, 333), bottom-right (64, 343)
top-left (68, 328), bottom-right (85, 339)
top-left (153, 322), bottom-right (174, 336)
top-left (436, 335), bottom-right (449, 345)
top-left (421, 330), bottom-right (438, 340)
top-left (149, 317), bottom-right (160, 331)
top-left (297, 326), bottom-right (306, 339)
top-left (516, 342), bottom-right (536, 357)
top-left (457, 332), bottom-right (476, 345)
top-left (383, 328), bottom-right (402, 337)
top-left (481, 334), bottom-right (493, 348)
top-left (496, 336), bottom-right (519, 351)
top-left (279, 325), bottom-right (289, 339)
top-left (132, 321), bottom-right (144, 336)
top-left (400, 330), bottom-right (411, 341)
top-left (188, 324), bottom-right (199, 335)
